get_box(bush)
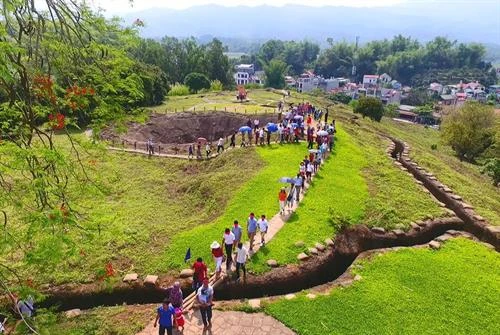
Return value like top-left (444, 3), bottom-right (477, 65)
top-left (329, 92), bottom-right (352, 104)
top-left (210, 80), bottom-right (223, 92)
top-left (431, 144), bottom-right (438, 150)
top-left (384, 103), bottom-right (399, 117)
top-left (244, 83), bottom-right (264, 89)
top-left (441, 102), bottom-right (495, 162)
top-left (167, 83), bottom-right (190, 96)
top-left (481, 158), bottom-right (500, 186)
top-left (348, 99), bottom-right (359, 110)
top-left (354, 96), bottom-right (384, 122)
top-left (184, 72), bottom-right (211, 93)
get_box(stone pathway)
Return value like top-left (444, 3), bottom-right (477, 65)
top-left (136, 310), bottom-right (295, 335)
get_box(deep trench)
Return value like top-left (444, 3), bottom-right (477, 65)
top-left (39, 138), bottom-right (499, 311)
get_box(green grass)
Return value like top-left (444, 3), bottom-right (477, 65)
top-left (160, 143), bottom-right (308, 271)
top-left (249, 124), bottom-right (444, 273)
top-left (150, 89), bottom-right (313, 114)
top-left (9, 135), bottom-right (264, 284)
top-left (19, 304), bottom-right (154, 335)
top-left (266, 238), bottom-right (500, 335)
top-left (370, 118), bottom-right (500, 225)
top-left (250, 127), bottom-right (368, 272)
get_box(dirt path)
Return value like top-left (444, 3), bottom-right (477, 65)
top-left (136, 310), bottom-right (295, 335)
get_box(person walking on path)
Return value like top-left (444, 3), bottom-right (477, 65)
top-left (306, 161), bottom-right (314, 182)
top-left (196, 143), bottom-right (202, 159)
top-left (235, 242), bottom-right (248, 281)
top-left (217, 137), bottom-right (225, 153)
top-left (258, 215), bottom-right (269, 246)
top-left (324, 108), bottom-right (329, 123)
top-left (210, 242), bottom-right (224, 279)
top-left (188, 144), bottom-right (194, 159)
top-left (294, 174), bottom-right (303, 200)
top-left (168, 282), bottom-right (183, 309)
top-left (230, 132), bottom-right (236, 148)
top-left (247, 213), bottom-right (258, 252)
top-left (266, 129), bottom-right (271, 145)
top-left (196, 279), bottom-right (214, 331)
top-left (222, 228), bottom-right (236, 271)
top-left (154, 298), bottom-right (176, 335)
top-left (205, 142), bottom-right (211, 159)
top-left (253, 118), bottom-right (260, 131)
top-left (231, 220), bottom-right (242, 251)
top-left (278, 188), bottom-right (287, 215)
top-left (254, 128), bottom-right (259, 145)
top-left (147, 138), bottom-right (155, 156)
top-left (191, 257), bottom-right (207, 290)
top-left (259, 128), bottom-right (265, 146)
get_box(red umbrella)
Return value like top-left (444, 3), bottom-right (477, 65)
top-left (197, 137), bottom-right (207, 144)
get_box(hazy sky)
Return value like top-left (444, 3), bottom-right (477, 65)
top-left (94, 0), bottom-right (404, 14)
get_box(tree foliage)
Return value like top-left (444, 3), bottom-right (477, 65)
top-left (258, 40), bottom-right (320, 75)
top-left (354, 97), bottom-right (384, 122)
top-left (441, 102), bottom-right (496, 162)
top-left (263, 59), bottom-right (289, 89)
top-left (184, 72), bottom-right (211, 93)
top-left (315, 35), bottom-right (495, 86)
top-left (481, 158), bottom-right (500, 186)
top-left (328, 93), bottom-right (352, 104)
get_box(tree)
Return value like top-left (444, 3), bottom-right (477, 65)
top-left (354, 97), bottom-right (384, 122)
top-left (184, 73), bottom-right (211, 93)
top-left (263, 59), bottom-right (289, 89)
top-left (481, 158), bottom-right (500, 186)
top-left (204, 38), bottom-right (232, 87)
top-left (441, 102), bottom-right (496, 162)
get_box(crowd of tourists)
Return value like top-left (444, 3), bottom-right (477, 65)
top-left (152, 102), bottom-right (336, 334)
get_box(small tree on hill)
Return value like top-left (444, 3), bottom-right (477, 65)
top-left (184, 72), bottom-right (211, 93)
top-left (329, 92), bottom-right (352, 104)
top-left (481, 158), bottom-right (500, 186)
top-left (441, 102), bottom-right (495, 162)
top-left (263, 59), bottom-right (289, 89)
top-left (354, 96), bottom-right (384, 122)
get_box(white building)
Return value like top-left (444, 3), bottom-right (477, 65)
top-left (297, 71), bottom-right (341, 93)
top-left (234, 64), bottom-right (263, 85)
top-left (379, 73), bottom-right (392, 84)
top-left (362, 75), bottom-right (379, 88)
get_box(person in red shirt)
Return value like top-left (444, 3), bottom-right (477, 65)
top-left (278, 188), bottom-right (287, 215)
top-left (191, 258), bottom-right (207, 290)
top-left (211, 241), bottom-right (224, 279)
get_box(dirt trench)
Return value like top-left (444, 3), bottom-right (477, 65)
top-left (37, 134), bottom-right (499, 311)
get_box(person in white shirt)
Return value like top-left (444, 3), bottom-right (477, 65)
top-left (253, 118), bottom-right (259, 131)
top-left (306, 162), bottom-right (314, 182)
top-left (258, 128), bottom-right (264, 145)
top-left (217, 137), bottom-right (224, 154)
top-left (222, 228), bottom-right (236, 271)
top-left (257, 215), bottom-right (269, 246)
top-left (235, 242), bottom-right (248, 281)
top-left (196, 279), bottom-right (214, 330)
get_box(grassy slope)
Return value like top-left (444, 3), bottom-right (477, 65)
top-left (249, 125), bottom-right (444, 273)
top-left (266, 238), bottom-right (500, 335)
top-left (25, 304), bottom-right (154, 335)
top-left (161, 143), bottom-right (307, 271)
top-left (371, 118), bottom-right (500, 225)
top-left (11, 135), bottom-right (264, 284)
top-left (250, 127), bottom-right (368, 272)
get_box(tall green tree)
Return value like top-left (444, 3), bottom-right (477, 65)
top-left (263, 59), bottom-right (289, 89)
top-left (184, 73), bottom-right (211, 93)
top-left (354, 97), bottom-right (384, 122)
top-left (204, 38), bottom-right (232, 87)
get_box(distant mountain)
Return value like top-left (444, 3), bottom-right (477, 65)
top-left (123, 3), bottom-right (500, 46)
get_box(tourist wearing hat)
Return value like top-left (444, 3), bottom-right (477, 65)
top-left (210, 241), bottom-right (224, 279)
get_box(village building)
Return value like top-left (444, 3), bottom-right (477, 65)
top-left (234, 64), bottom-right (263, 85)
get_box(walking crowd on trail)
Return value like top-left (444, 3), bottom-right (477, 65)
top-left (148, 100), bottom-right (337, 334)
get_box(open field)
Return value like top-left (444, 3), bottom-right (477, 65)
top-left (266, 238), bottom-right (500, 335)
top-left (150, 89), bottom-right (312, 114)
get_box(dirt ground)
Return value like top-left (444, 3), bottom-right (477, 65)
top-left (102, 112), bottom-right (278, 147)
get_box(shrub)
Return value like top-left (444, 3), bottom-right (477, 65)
top-left (210, 80), bottom-right (223, 92)
top-left (244, 83), bottom-right (264, 89)
top-left (354, 96), bottom-right (384, 122)
top-left (329, 92), bottom-right (352, 104)
top-left (481, 158), bottom-right (500, 186)
top-left (184, 72), bottom-right (211, 93)
top-left (384, 103), bottom-right (399, 117)
top-left (441, 102), bottom-right (495, 162)
top-left (431, 144), bottom-right (438, 150)
top-left (167, 83), bottom-right (190, 96)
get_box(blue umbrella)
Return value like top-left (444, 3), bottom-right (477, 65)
top-left (291, 123), bottom-right (298, 128)
top-left (239, 126), bottom-right (252, 133)
top-left (279, 177), bottom-right (294, 183)
top-left (266, 123), bottom-right (278, 132)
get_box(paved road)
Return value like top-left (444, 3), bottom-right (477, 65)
top-left (137, 310), bottom-right (295, 335)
